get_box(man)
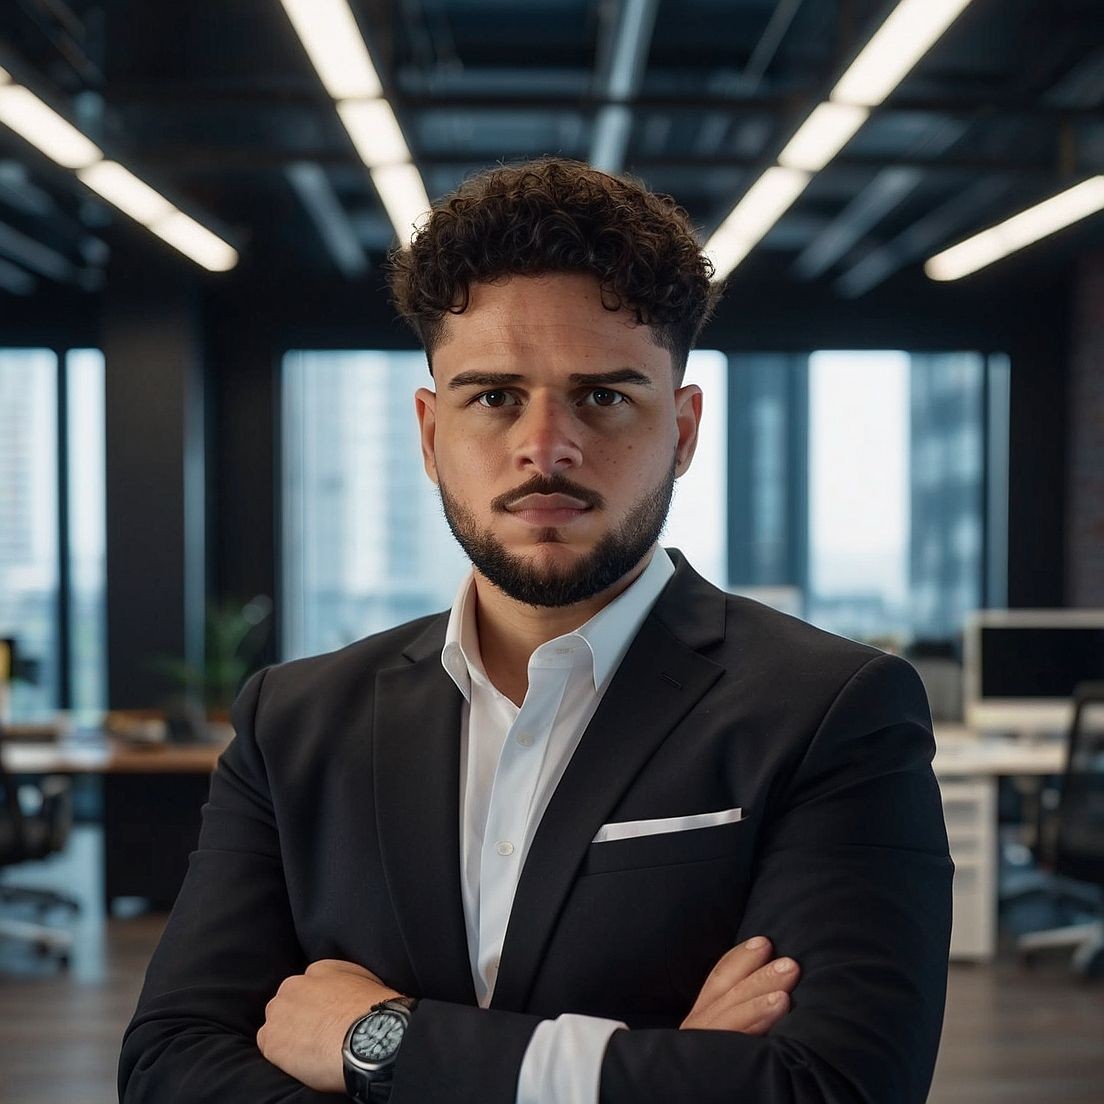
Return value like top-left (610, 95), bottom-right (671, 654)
top-left (120, 159), bottom-right (953, 1103)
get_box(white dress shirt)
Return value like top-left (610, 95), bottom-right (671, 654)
top-left (440, 544), bottom-right (676, 1104)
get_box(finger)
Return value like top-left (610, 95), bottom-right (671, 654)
top-left (681, 988), bottom-right (789, 1032)
top-left (736, 997), bottom-right (792, 1037)
top-left (697, 959), bottom-right (800, 1028)
top-left (712, 955), bottom-right (801, 1013)
top-left (686, 937), bottom-right (773, 1018)
top-left (700, 989), bottom-right (790, 1033)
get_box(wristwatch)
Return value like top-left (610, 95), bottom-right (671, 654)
top-left (342, 996), bottom-right (419, 1103)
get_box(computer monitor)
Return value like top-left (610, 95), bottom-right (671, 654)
top-left (964, 610), bottom-right (1104, 734)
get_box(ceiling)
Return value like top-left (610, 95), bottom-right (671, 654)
top-left (0, 0), bottom-right (1102, 298)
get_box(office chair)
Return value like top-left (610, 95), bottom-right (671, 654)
top-left (1015, 681), bottom-right (1104, 976)
top-left (0, 725), bottom-right (80, 967)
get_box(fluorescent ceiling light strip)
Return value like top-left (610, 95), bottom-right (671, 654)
top-left (79, 160), bottom-right (238, 271)
top-left (370, 163), bottom-right (432, 246)
top-left (705, 166), bottom-right (810, 280)
top-left (778, 102), bottom-right (869, 172)
top-left (78, 160), bottom-right (173, 224)
top-left (926, 176), bottom-right (1104, 280)
top-left (278, 0), bottom-right (383, 100)
top-left (151, 211), bottom-right (239, 273)
top-left (831, 0), bottom-right (975, 108)
top-left (336, 98), bottom-right (410, 168)
top-left (0, 85), bottom-right (101, 168)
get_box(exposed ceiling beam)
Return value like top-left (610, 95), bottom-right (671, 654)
top-left (846, 48), bottom-right (1104, 293)
top-left (100, 85), bottom-right (1104, 122)
top-left (0, 217), bottom-right (75, 280)
top-left (738, 0), bottom-right (805, 93)
top-left (0, 159), bottom-right (55, 216)
top-left (0, 254), bottom-right (36, 294)
top-left (794, 167), bottom-right (921, 279)
top-left (914, 47), bottom-right (1104, 283)
top-left (132, 147), bottom-right (1081, 178)
top-left (285, 161), bottom-right (369, 278)
top-left (834, 175), bottom-right (1010, 297)
top-left (793, 119), bottom-right (968, 280)
top-left (589, 0), bottom-right (660, 172)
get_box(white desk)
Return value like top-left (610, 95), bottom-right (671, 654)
top-left (932, 725), bottom-right (1065, 961)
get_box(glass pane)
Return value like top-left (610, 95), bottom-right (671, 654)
top-left (806, 350), bottom-right (986, 647)
top-left (664, 349), bottom-right (727, 588)
top-left (67, 348), bottom-right (107, 720)
top-left (725, 354), bottom-right (809, 616)
top-left (282, 350), bottom-right (470, 661)
top-left (808, 350), bottom-right (910, 644)
top-left (0, 349), bottom-right (59, 721)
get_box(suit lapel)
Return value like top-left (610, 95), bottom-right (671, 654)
top-left (373, 616), bottom-right (478, 1006)
top-left (490, 551), bottom-right (727, 1011)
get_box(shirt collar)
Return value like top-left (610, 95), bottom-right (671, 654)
top-left (440, 545), bottom-right (675, 701)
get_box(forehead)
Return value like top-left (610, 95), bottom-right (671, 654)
top-left (432, 273), bottom-right (671, 379)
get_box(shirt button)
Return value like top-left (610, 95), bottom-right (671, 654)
top-left (516, 732), bottom-right (534, 747)
top-left (495, 840), bottom-right (515, 856)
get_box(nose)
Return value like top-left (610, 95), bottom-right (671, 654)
top-left (512, 393), bottom-right (584, 476)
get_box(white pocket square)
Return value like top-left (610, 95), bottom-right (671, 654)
top-left (592, 806), bottom-right (744, 843)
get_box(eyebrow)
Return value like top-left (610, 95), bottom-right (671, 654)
top-left (447, 368), bottom-right (656, 391)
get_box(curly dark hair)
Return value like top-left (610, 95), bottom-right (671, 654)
top-left (385, 158), bottom-right (720, 381)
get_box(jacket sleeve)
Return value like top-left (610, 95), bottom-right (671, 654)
top-left (118, 667), bottom-right (344, 1103)
top-left (390, 652), bottom-right (954, 1104)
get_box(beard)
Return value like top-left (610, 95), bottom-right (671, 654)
top-left (437, 459), bottom-right (676, 608)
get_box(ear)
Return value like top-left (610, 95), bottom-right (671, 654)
top-left (673, 384), bottom-right (703, 478)
top-left (414, 387), bottom-right (439, 485)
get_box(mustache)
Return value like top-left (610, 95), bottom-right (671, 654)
top-left (491, 474), bottom-right (605, 512)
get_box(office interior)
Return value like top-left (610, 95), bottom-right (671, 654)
top-left (1, 0), bottom-right (1103, 1101)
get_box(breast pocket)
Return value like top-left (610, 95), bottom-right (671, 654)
top-left (581, 807), bottom-right (747, 875)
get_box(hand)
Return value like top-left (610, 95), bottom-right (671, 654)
top-left (257, 959), bottom-right (405, 1092)
top-left (679, 936), bottom-right (800, 1034)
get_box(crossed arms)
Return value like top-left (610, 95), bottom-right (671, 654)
top-left (119, 652), bottom-right (953, 1103)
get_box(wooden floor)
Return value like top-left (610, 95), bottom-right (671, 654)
top-left (1, 826), bottom-right (1102, 1103)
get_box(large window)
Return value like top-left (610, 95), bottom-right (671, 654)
top-left (0, 347), bottom-right (107, 722)
top-left (281, 349), bottom-right (728, 659)
top-left (726, 350), bottom-right (1000, 647)
top-left (0, 350), bottom-right (58, 720)
top-left (281, 347), bottom-right (1003, 660)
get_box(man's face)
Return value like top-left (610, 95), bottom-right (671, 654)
top-left (414, 273), bottom-right (702, 608)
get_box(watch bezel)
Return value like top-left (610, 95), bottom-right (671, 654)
top-left (342, 1004), bottom-right (410, 1073)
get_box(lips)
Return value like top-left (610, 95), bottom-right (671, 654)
top-left (508, 493), bottom-right (590, 511)
top-left (506, 493), bottom-right (592, 526)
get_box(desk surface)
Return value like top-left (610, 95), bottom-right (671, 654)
top-left (932, 724), bottom-right (1065, 776)
top-left (5, 725), bottom-right (1066, 778)
top-left (2, 737), bottom-right (228, 775)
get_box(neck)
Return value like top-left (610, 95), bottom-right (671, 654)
top-left (472, 545), bottom-right (656, 704)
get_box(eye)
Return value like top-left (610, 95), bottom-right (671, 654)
top-left (475, 390), bottom-right (519, 408)
top-left (585, 388), bottom-right (626, 407)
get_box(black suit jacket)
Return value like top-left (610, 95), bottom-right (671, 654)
top-left (120, 550), bottom-right (953, 1103)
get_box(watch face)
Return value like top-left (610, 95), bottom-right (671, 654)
top-left (349, 1011), bottom-right (405, 1064)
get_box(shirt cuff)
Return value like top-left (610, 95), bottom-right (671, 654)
top-left (515, 1013), bottom-right (628, 1104)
